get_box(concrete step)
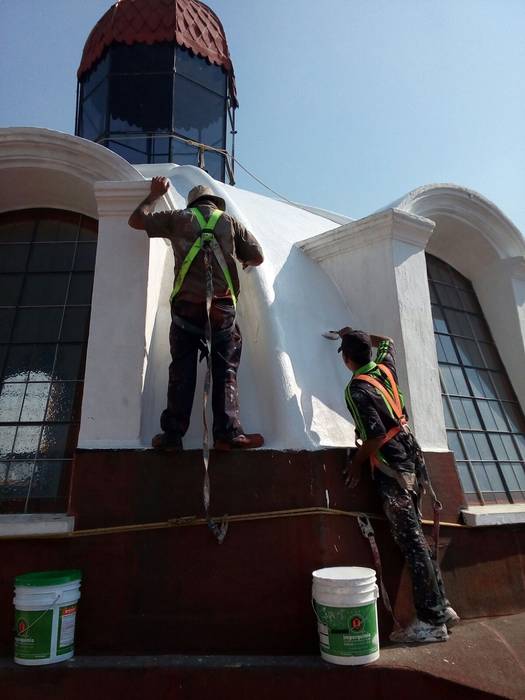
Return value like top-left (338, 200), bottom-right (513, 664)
top-left (1, 614), bottom-right (524, 700)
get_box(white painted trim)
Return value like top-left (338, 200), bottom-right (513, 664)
top-left (0, 514), bottom-right (74, 536)
top-left (461, 505), bottom-right (525, 527)
top-left (94, 180), bottom-right (173, 217)
top-left (0, 127), bottom-right (141, 182)
top-left (397, 183), bottom-right (525, 257)
top-left (297, 208), bottom-right (435, 261)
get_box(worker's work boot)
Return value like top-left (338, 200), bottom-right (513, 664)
top-left (389, 619), bottom-right (448, 644)
top-left (151, 432), bottom-right (183, 452)
top-left (443, 606), bottom-right (460, 630)
top-left (214, 433), bottom-right (264, 451)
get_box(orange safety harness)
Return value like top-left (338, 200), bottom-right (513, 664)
top-left (353, 363), bottom-right (443, 630)
top-left (353, 363), bottom-right (407, 471)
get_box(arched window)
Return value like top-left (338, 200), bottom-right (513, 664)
top-left (426, 254), bottom-right (525, 505)
top-left (0, 209), bottom-right (97, 513)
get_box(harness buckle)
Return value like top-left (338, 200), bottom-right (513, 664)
top-left (357, 513), bottom-right (374, 539)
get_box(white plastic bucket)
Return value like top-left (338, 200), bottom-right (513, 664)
top-left (13, 570), bottom-right (82, 666)
top-left (312, 566), bottom-right (379, 665)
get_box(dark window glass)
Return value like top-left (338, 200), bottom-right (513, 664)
top-left (1, 461), bottom-right (34, 499)
top-left (28, 461), bottom-right (65, 499)
top-left (106, 137), bottom-right (148, 163)
top-left (203, 151), bottom-right (225, 182)
top-left (74, 244), bottom-right (97, 271)
top-left (0, 245), bottom-right (30, 273)
top-left (455, 337), bottom-right (483, 367)
top-left (61, 308), bottom-right (90, 342)
top-left (2, 345), bottom-right (33, 382)
top-left (427, 253), bottom-right (525, 505)
top-left (111, 42), bottom-right (174, 74)
top-left (0, 309), bottom-right (16, 342)
top-left (46, 382), bottom-right (82, 423)
top-left (80, 80), bottom-right (108, 141)
top-left (170, 138), bottom-right (200, 167)
top-left (40, 424), bottom-right (74, 459)
top-left (456, 462), bottom-right (476, 493)
top-left (12, 308), bottom-right (62, 343)
top-left (435, 283), bottom-right (461, 308)
top-left (67, 274), bottom-right (93, 305)
top-left (35, 216), bottom-right (80, 242)
top-left (79, 221), bottom-right (97, 242)
top-left (449, 398), bottom-right (482, 430)
top-left (110, 74), bottom-right (173, 132)
top-left (174, 75), bottom-right (226, 146)
top-left (54, 345), bottom-right (84, 380)
top-left (0, 275), bottom-right (23, 306)
top-left (435, 334), bottom-right (458, 364)
top-left (0, 218), bottom-right (35, 243)
top-left (81, 53), bottom-right (109, 98)
top-left (175, 47), bottom-right (227, 94)
top-left (28, 345), bottom-right (56, 381)
top-left (0, 209), bottom-right (97, 511)
top-left (28, 243), bottom-right (76, 273)
top-left (21, 274), bottom-right (70, 307)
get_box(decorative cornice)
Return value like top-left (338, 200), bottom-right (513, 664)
top-left (94, 180), bottom-right (173, 217)
top-left (297, 208), bottom-right (435, 263)
top-left (397, 183), bottom-right (525, 258)
top-left (0, 127), bottom-right (141, 182)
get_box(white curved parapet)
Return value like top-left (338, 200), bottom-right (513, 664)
top-left (140, 165), bottom-right (359, 450)
top-left (80, 164), bottom-right (359, 451)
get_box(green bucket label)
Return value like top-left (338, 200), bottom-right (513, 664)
top-left (15, 609), bottom-right (53, 660)
top-left (57, 604), bottom-right (77, 655)
top-left (314, 601), bottom-right (378, 657)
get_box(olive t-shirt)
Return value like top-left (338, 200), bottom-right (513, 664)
top-left (143, 203), bottom-right (263, 303)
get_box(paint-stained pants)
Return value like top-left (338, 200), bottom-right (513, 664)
top-left (160, 300), bottom-right (244, 441)
top-left (375, 470), bottom-right (449, 625)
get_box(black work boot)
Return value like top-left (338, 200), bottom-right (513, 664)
top-left (151, 432), bottom-right (183, 452)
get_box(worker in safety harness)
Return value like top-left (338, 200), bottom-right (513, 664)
top-left (337, 327), bottom-right (459, 643)
top-left (129, 176), bottom-right (264, 452)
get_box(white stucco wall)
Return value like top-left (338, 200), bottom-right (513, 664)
top-left (136, 165), bottom-right (358, 449)
top-left (2, 129), bottom-right (524, 455)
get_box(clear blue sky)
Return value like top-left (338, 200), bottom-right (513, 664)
top-left (1, 0), bottom-right (524, 231)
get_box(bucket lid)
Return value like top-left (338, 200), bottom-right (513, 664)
top-left (312, 566), bottom-right (376, 582)
top-left (15, 569), bottom-right (82, 587)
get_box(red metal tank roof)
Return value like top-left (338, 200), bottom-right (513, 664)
top-left (78, 0), bottom-right (237, 103)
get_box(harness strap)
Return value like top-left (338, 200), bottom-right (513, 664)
top-left (170, 208), bottom-right (237, 307)
top-left (201, 241), bottom-right (228, 545)
top-left (357, 514), bottom-right (402, 632)
top-left (353, 367), bottom-right (405, 471)
top-left (354, 366), bottom-right (442, 560)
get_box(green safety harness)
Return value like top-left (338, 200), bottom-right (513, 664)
top-left (170, 205), bottom-right (237, 544)
top-left (170, 207), bottom-right (237, 306)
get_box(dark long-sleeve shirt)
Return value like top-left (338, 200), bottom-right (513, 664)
top-left (345, 339), bottom-right (415, 473)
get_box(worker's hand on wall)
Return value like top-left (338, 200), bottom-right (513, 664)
top-left (150, 176), bottom-right (170, 199)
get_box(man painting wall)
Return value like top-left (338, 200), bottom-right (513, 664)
top-left (129, 176), bottom-right (264, 451)
top-left (336, 327), bottom-right (459, 643)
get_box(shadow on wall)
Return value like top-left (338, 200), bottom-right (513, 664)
top-left (141, 243), bottom-right (175, 443)
top-left (271, 244), bottom-right (360, 448)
